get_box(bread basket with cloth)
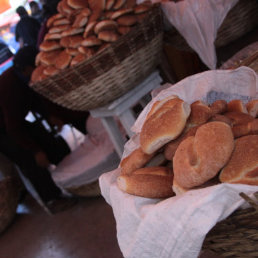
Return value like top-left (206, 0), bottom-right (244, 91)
top-left (99, 66), bottom-right (258, 258)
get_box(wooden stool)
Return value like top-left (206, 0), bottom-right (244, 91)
top-left (89, 70), bottom-right (163, 158)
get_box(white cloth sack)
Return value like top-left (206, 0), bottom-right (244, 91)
top-left (138, 0), bottom-right (239, 69)
top-left (99, 66), bottom-right (258, 258)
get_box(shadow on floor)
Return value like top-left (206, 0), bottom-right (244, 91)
top-left (0, 194), bottom-right (123, 258)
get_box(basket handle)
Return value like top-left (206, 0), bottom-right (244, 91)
top-left (239, 192), bottom-right (258, 212)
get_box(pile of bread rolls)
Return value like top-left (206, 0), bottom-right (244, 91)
top-left (31, 0), bottom-right (153, 83)
top-left (117, 96), bottom-right (258, 198)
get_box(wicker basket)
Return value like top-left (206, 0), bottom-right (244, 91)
top-left (164, 0), bottom-right (258, 52)
top-left (202, 192), bottom-right (258, 257)
top-left (0, 176), bottom-right (20, 234)
top-left (30, 6), bottom-right (164, 111)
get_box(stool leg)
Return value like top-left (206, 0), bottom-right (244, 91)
top-left (119, 109), bottom-right (136, 138)
top-left (100, 117), bottom-right (126, 158)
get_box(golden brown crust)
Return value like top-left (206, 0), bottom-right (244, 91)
top-left (209, 99), bottom-right (227, 115)
top-left (246, 99), bottom-right (258, 118)
top-left (78, 46), bottom-right (95, 59)
top-left (232, 119), bottom-right (258, 138)
top-left (117, 26), bottom-right (131, 35)
top-left (208, 114), bottom-right (233, 127)
top-left (66, 47), bottom-right (80, 56)
top-left (67, 0), bottom-right (89, 9)
top-left (113, 0), bottom-right (126, 10)
top-left (120, 147), bottom-right (154, 175)
top-left (98, 30), bottom-right (120, 42)
top-left (140, 97), bottom-right (191, 154)
top-left (68, 35), bottom-right (84, 48)
top-left (53, 18), bottom-right (71, 26)
top-left (94, 20), bottom-right (118, 34)
top-left (106, 0), bottom-right (115, 10)
top-left (44, 33), bottom-right (62, 40)
top-left (55, 50), bottom-right (72, 69)
top-left (134, 3), bottom-right (151, 14)
top-left (110, 8), bottom-right (133, 19)
top-left (40, 50), bottom-right (62, 65)
top-left (117, 15), bottom-right (137, 26)
top-left (31, 66), bottom-right (47, 83)
top-left (72, 14), bottom-right (88, 27)
top-left (219, 135), bottom-right (258, 185)
top-left (124, 0), bottom-right (136, 8)
top-left (61, 27), bottom-right (84, 36)
top-left (187, 101), bottom-right (212, 128)
top-left (81, 35), bottom-right (102, 46)
top-left (70, 53), bottom-right (86, 66)
top-left (49, 24), bottom-right (70, 34)
top-left (224, 111), bottom-right (254, 125)
top-left (46, 13), bottom-right (64, 28)
top-left (39, 40), bottom-right (62, 51)
top-left (173, 121), bottom-right (234, 189)
top-left (88, 0), bottom-right (106, 11)
top-left (83, 21), bottom-right (97, 38)
top-left (227, 99), bottom-right (248, 113)
top-left (117, 166), bottom-right (174, 198)
top-left (43, 65), bottom-right (60, 76)
top-left (164, 125), bottom-right (200, 161)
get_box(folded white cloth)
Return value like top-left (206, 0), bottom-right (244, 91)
top-left (100, 170), bottom-right (258, 258)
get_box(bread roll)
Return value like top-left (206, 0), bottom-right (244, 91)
top-left (39, 40), bottom-right (62, 51)
top-left (187, 100), bottom-right (212, 128)
top-left (232, 119), bottom-right (258, 138)
top-left (118, 26), bottom-right (131, 35)
top-left (55, 50), bottom-right (72, 69)
top-left (62, 27), bottom-right (84, 36)
top-left (246, 99), bottom-right (258, 118)
top-left (88, 0), bottom-right (106, 11)
top-left (227, 99), bottom-right (248, 113)
top-left (164, 125), bottom-right (200, 161)
top-left (110, 8), bottom-right (133, 19)
top-left (31, 65), bottom-right (46, 83)
top-left (209, 99), bottom-right (227, 115)
top-left (49, 24), bottom-right (69, 34)
top-left (66, 47), bottom-right (80, 56)
top-left (120, 147), bottom-right (154, 175)
top-left (82, 36), bottom-right (102, 46)
top-left (106, 0), bottom-right (115, 10)
top-left (173, 121), bottom-right (234, 189)
top-left (117, 15), bottom-right (137, 26)
top-left (68, 35), bottom-right (84, 48)
top-left (98, 30), bottom-right (120, 42)
top-left (224, 111), bottom-right (254, 125)
top-left (44, 33), bottom-right (62, 40)
top-left (83, 21), bottom-right (97, 38)
top-left (172, 176), bottom-right (220, 196)
top-left (219, 135), bottom-right (258, 185)
top-left (43, 65), bottom-right (60, 76)
top-left (53, 18), bottom-right (71, 26)
top-left (78, 46), bottom-right (95, 58)
top-left (40, 50), bottom-right (62, 65)
top-left (113, 0), bottom-right (126, 10)
top-left (47, 13), bottom-right (64, 28)
top-left (70, 53), bottom-right (86, 66)
top-left (208, 114), bottom-right (233, 127)
top-left (117, 166), bottom-right (174, 198)
top-left (140, 97), bottom-right (191, 154)
top-left (94, 20), bottom-right (118, 34)
top-left (67, 0), bottom-right (88, 9)
top-left (134, 3), bottom-right (151, 14)
top-left (72, 14), bottom-right (88, 27)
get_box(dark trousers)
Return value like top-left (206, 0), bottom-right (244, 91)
top-left (0, 121), bottom-right (71, 202)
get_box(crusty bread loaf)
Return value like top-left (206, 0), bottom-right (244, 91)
top-left (209, 100), bottom-right (227, 115)
top-left (140, 97), bottom-right (191, 154)
top-left (219, 135), bottom-right (258, 185)
top-left (120, 147), bottom-right (154, 175)
top-left (172, 176), bottom-right (220, 196)
top-left (224, 111), bottom-right (254, 125)
top-left (232, 119), bottom-right (258, 138)
top-left (227, 99), bottom-right (248, 113)
top-left (208, 114), bottom-right (233, 127)
top-left (173, 121), bottom-right (234, 189)
top-left (164, 125), bottom-right (200, 161)
top-left (187, 100), bottom-right (212, 128)
top-left (246, 99), bottom-right (258, 118)
top-left (117, 166), bottom-right (174, 198)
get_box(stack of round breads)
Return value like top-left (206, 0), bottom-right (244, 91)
top-left (31, 0), bottom-right (153, 83)
top-left (117, 96), bottom-right (258, 198)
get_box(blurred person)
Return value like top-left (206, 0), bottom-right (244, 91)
top-left (29, 1), bottom-right (44, 24)
top-left (15, 6), bottom-right (41, 48)
top-left (0, 46), bottom-right (88, 210)
top-left (37, 0), bottom-right (61, 47)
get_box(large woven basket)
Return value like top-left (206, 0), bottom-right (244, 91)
top-left (164, 0), bottom-right (258, 52)
top-left (30, 6), bottom-right (164, 111)
top-left (202, 192), bottom-right (258, 257)
top-left (0, 176), bottom-right (20, 234)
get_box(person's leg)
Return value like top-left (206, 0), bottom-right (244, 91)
top-left (0, 133), bottom-right (61, 203)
